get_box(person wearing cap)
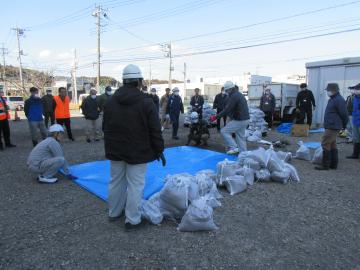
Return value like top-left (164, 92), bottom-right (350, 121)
top-left (166, 87), bottom-right (184, 140)
top-left (41, 88), bottom-right (56, 128)
top-left (150, 88), bottom-right (160, 114)
top-left (296, 83), bottom-right (316, 127)
top-left (260, 86), bottom-right (276, 128)
top-left (103, 64), bottom-right (165, 230)
top-left (186, 111), bottom-right (210, 146)
top-left (160, 88), bottom-right (171, 130)
top-left (80, 89), bottom-right (101, 143)
top-left (24, 87), bottom-right (48, 147)
top-left (98, 85), bottom-right (113, 112)
top-left (54, 87), bottom-right (75, 141)
top-left (190, 88), bottom-right (204, 119)
top-left (27, 124), bottom-right (77, 183)
top-left (213, 87), bottom-right (228, 131)
top-left (346, 83), bottom-right (360, 159)
top-left (217, 81), bottom-right (250, 155)
top-left (315, 83), bottom-right (348, 171)
top-left (0, 88), bottom-right (16, 150)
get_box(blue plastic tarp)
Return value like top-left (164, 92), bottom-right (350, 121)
top-left (68, 146), bottom-right (236, 201)
top-left (309, 128), bottom-right (325, 134)
top-left (277, 123), bottom-right (293, 134)
top-left (302, 141), bottom-right (321, 149)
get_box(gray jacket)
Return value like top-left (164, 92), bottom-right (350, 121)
top-left (27, 137), bottom-right (69, 174)
top-left (324, 93), bottom-right (348, 130)
top-left (217, 90), bottom-right (250, 121)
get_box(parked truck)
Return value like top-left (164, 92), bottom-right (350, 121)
top-left (247, 83), bottom-right (299, 122)
top-left (306, 56), bottom-right (360, 126)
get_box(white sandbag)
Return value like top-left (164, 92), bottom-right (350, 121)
top-left (196, 169), bottom-right (216, 182)
top-left (216, 159), bottom-right (239, 186)
top-left (312, 147), bottom-right (323, 165)
top-left (203, 193), bottom-right (222, 208)
top-left (195, 173), bottom-right (215, 197)
top-left (223, 175), bottom-right (247, 195)
top-left (141, 193), bottom-right (163, 225)
top-left (267, 149), bottom-right (286, 173)
top-left (247, 135), bottom-right (261, 142)
top-left (243, 158), bottom-right (261, 171)
top-left (208, 182), bottom-right (223, 199)
top-left (276, 151), bottom-right (292, 162)
top-left (295, 141), bottom-right (311, 161)
top-left (238, 151), bottom-right (252, 165)
top-left (271, 170), bottom-right (291, 184)
top-left (255, 169), bottom-right (271, 182)
top-left (247, 147), bottom-right (271, 167)
top-left (159, 176), bottom-right (190, 219)
top-left (178, 198), bottom-right (218, 232)
top-left (235, 166), bottom-right (254, 185)
top-left (284, 163), bottom-right (300, 182)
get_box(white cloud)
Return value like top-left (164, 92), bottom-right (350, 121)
top-left (39, 49), bottom-right (51, 58)
top-left (57, 52), bottom-right (72, 59)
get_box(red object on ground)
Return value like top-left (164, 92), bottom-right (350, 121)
top-left (210, 115), bottom-right (217, 122)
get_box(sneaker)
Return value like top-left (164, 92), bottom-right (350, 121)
top-left (38, 175), bottom-right (58, 183)
top-left (125, 220), bottom-right (146, 231)
top-left (86, 138), bottom-right (91, 143)
top-left (226, 148), bottom-right (239, 155)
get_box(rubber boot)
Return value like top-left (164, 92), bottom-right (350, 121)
top-left (346, 143), bottom-right (360, 159)
top-left (315, 149), bottom-right (331, 170)
top-left (330, 149), bottom-right (338, 170)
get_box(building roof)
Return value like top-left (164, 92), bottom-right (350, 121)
top-left (306, 56), bottom-right (360, 69)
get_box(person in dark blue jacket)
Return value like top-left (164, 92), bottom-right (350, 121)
top-left (315, 83), bottom-right (348, 170)
top-left (166, 87), bottom-right (184, 140)
top-left (346, 83), bottom-right (360, 159)
top-left (24, 87), bottom-right (48, 146)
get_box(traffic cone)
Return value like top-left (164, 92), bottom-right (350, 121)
top-left (13, 109), bottom-right (21, 121)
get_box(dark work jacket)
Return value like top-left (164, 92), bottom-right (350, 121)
top-left (166, 95), bottom-right (184, 122)
top-left (346, 94), bottom-right (354, 115)
top-left (41, 94), bottom-right (56, 114)
top-left (217, 90), bottom-right (249, 121)
top-left (296, 89), bottom-right (316, 110)
top-left (190, 95), bottom-right (204, 111)
top-left (103, 85), bottom-right (164, 164)
top-left (81, 96), bottom-right (100, 120)
top-left (260, 93), bottom-right (276, 112)
top-left (324, 92), bottom-right (348, 130)
top-left (24, 96), bottom-right (44, 122)
top-left (213, 93), bottom-right (228, 112)
top-left (188, 119), bottom-right (210, 142)
top-left (352, 95), bottom-right (360, 126)
top-left (151, 94), bottom-right (160, 114)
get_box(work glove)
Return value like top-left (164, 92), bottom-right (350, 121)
top-left (157, 153), bottom-right (166, 167)
top-left (66, 174), bottom-right (78, 180)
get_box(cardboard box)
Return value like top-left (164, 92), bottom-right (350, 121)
top-left (291, 124), bottom-right (309, 137)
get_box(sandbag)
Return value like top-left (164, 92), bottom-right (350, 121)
top-left (295, 141), bottom-right (311, 161)
top-left (247, 147), bottom-right (271, 167)
top-left (203, 193), bottom-right (222, 208)
top-left (267, 149), bottom-right (286, 173)
top-left (312, 147), bottom-right (323, 165)
top-left (141, 193), bottom-right (163, 225)
top-left (196, 169), bottom-right (216, 182)
top-left (195, 173), bottom-right (215, 197)
top-left (223, 175), bottom-right (247, 195)
top-left (255, 169), bottom-right (271, 182)
top-left (237, 151), bottom-right (252, 165)
top-left (216, 159), bottom-right (239, 186)
top-left (243, 158), bottom-right (261, 171)
top-left (276, 151), bottom-right (292, 162)
top-left (284, 163), bottom-right (300, 182)
top-left (178, 198), bottom-right (218, 232)
top-left (271, 170), bottom-right (291, 184)
top-left (236, 166), bottom-right (254, 185)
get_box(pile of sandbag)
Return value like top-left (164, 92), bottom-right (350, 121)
top-left (216, 147), bottom-right (300, 192)
top-left (246, 107), bottom-right (268, 142)
top-left (140, 170), bottom-right (221, 232)
top-left (294, 141), bottom-right (311, 161)
top-left (183, 102), bottom-right (217, 126)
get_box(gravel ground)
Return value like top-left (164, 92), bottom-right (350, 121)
top-left (0, 112), bottom-right (359, 270)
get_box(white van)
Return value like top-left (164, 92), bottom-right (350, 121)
top-left (3, 96), bottom-right (25, 111)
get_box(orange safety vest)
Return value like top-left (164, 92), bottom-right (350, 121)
top-left (54, 95), bottom-right (70, 119)
top-left (0, 98), bottom-right (10, 120)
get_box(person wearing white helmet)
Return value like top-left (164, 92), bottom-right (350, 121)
top-left (103, 64), bottom-right (165, 230)
top-left (217, 81), bottom-right (250, 155)
top-left (27, 124), bottom-right (77, 183)
top-left (186, 111), bottom-right (210, 146)
top-left (166, 87), bottom-right (184, 140)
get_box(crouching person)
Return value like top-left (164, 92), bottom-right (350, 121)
top-left (27, 124), bottom-right (77, 183)
top-left (186, 112), bottom-right (210, 146)
top-left (315, 83), bottom-right (348, 170)
top-left (103, 64), bottom-right (165, 230)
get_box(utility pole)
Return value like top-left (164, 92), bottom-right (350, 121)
top-left (1, 43), bottom-right (8, 95)
top-left (12, 27), bottom-right (25, 92)
top-left (183, 62), bottom-right (187, 96)
top-left (148, 61), bottom-right (152, 89)
top-left (162, 43), bottom-right (173, 89)
top-left (93, 5), bottom-right (103, 92)
top-left (72, 49), bottom-right (78, 104)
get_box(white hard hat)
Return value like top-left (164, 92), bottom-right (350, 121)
top-left (223, 81), bottom-right (235, 91)
top-left (172, 87), bottom-right (180, 93)
top-left (49, 124), bottom-right (64, 133)
top-left (122, 64), bottom-right (143, 80)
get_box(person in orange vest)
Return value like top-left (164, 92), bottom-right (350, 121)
top-left (0, 89), bottom-right (16, 150)
top-left (54, 87), bottom-right (74, 141)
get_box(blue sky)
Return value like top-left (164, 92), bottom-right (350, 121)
top-left (1, 0), bottom-right (360, 81)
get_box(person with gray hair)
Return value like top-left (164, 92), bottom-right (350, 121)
top-left (27, 124), bottom-right (77, 183)
top-left (315, 83), bottom-right (348, 170)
